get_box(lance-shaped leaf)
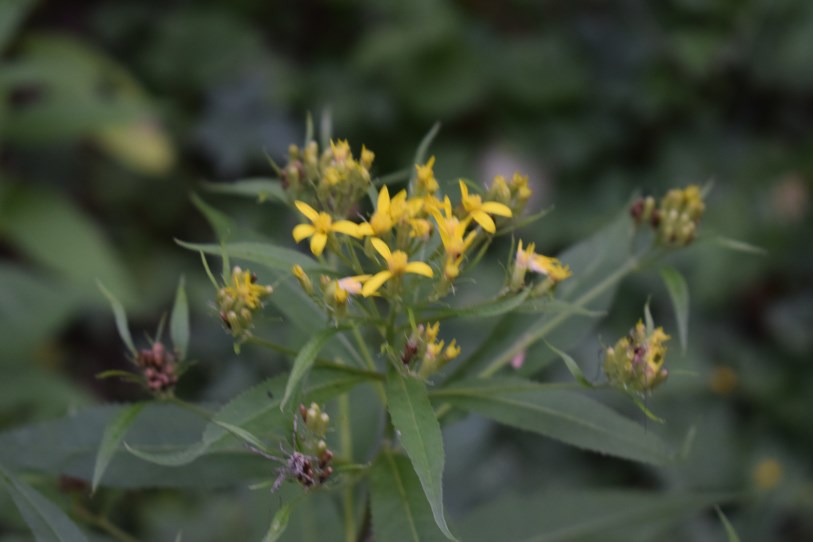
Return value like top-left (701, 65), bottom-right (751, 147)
top-left (458, 489), bottom-right (738, 542)
top-left (202, 179), bottom-right (287, 204)
top-left (98, 281), bottom-right (136, 356)
top-left (281, 327), bottom-right (345, 410)
top-left (177, 241), bottom-right (323, 273)
top-left (371, 449), bottom-right (447, 542)
top-left (263, 501), bottom-right (294, 542)
top-left (660, 267), bottom-right (689, 353)
top-left (432, 377), bottom-right (671, 465)
top-left (92, 402), bottom-right (145, 493)
top-left (421, 289), bottom-right (531, 321)
top-left (386, 371), bottom-right (457, 541)
top-left (712, 236), bottom-right (767, 256)
top-left (190, 192), bottom-right (233, 244)
top-left (0, 462), bottom-right (90, 542)
top-left (170, 276), bottom-right (190, 360)
top-left (716, 507), bottom-right (742, 542)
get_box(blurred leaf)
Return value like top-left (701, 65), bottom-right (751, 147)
top-left (190, 192), bottom-right (233, 244)
top-left (92, 402), bottom-right (145, 493)
top-left (543, 340), bottom-right (593, 387)
top-left (716, 507), bottom-right (741, 542)
top-left (370, 449), bottom-right (447, 542)
top-left (202, 179), bottom-right (287, 203)
top-left (97, 282), bottom-right (136, 356)
top-left (421, 289), bottom-right (531, 320)
top-left (0, 462), bottom-right (90, 542)
top-left (170, 276), bottom-right (190, 360)
top-left (458, 489), bottom-right (737, 542)
top-left (93, 119), bottom-right (175, 176)
top-left (0, 0), bottom-right (35, 52)
top-left (414, 122), bottom-right (441, 168)
top-left (0, 187), bottom-right (135, 303)
top-left (263, 501), bottom-right (292, 542)
top-left (712, 236), bottom-right (767, 256)
top-left (433, 378), bottom-right (671, 465)
top-left (386, 371), bottom-right (456, 541)
top-left (127, 367), bottom-right (370, 467)
top-left (281, 327), bottom-right (345, 410)
top-left (177, 241), bottom-right (323, 273)
top-left (660, 267), bottom-right (689, 352)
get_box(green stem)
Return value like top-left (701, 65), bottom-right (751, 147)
top-left (352, 326), bottom-right (387, 403)
top-left (72, 502), bottom-right (142, 542)
top-left (338, 394), bottom-right (356, 542)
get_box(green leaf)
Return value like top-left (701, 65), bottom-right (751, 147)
top-left (422, 290), bottom-right (531, 321)
top-left (716, 507), bottom-right (741, 542)
top-left (125, 367), bottom-right (367, 467)
top-left (458, 489), bottom-right (738, 542)
top-left (190, 192), bottom-right (233, 244)
top-left (263, 501), bottom-right (293, 542)
top-left (201, 179), bottom-right (287, 203)
top-left (659, 267), bottom-right (689, 353)
top-left (281, 327), bottom-right (345, 410)
top-left (433, 378), bottom-right (671, 465)
top-left (92, 402), bottom-right (145, 493)
top-left (0, 0), bottom-right (35, 52)
top-left (543, 340), bottom-right (593, 387)
top-left (97, 281), bottom-right (136, 356)
top-left (712, 236), bottom-right (767, 256)
top-left (385, 371), bottom-right (456, 541)
top-left (0, 462), bottom-right (90, 541)
top-left (176, 241), bottom-right (323, 273)
top-left (371, 449), bottom-right (447, 542)
top-left (170, 276), bottom-right (190, 360)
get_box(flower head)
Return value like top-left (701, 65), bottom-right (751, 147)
top-left (415, 156), bottom-right (439, 195)
top-left (604, 319), bottom-right (671, 393)
top-left (361, 238), bottom-right (434, 297)
top-left (292, 200), bottom-right (362, 256)
top-left (510, 240), bottom-right (572, 291)
top-left (358, 186), bottom-right (394, 237)
top-left (459, 180), bottom-right (512, 233)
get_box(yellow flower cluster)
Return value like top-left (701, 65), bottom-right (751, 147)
top-left (216, 267), bottom-right (274, 343)
top-left (630, 185), bottom-right (705, 247)
top-left (603, 319), bottom-right (670, 393)
top-left (509, 240), bottom-right (572, 294)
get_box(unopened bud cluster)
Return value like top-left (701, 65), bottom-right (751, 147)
top-left (603, 319), bottom-right (670, 393)
top-left (630, 185), bottom-right (705, 247)
top-left (216, 266), bottom-right (273, 344)
top-left (294, 403), bottom-right (334, 488)
top-left (135, 341), bottom-right (177, 393)
top-left (401, 322), bottom-right (461, 379)
top-left (283, 140), bottom-right (374, 218)
top-left (487, 172), bottom-right (533, 217)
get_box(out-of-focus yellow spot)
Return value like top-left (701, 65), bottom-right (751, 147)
top-left (753, 458), bottom-right (782, 490)
top-left (95, 119), bottom-right (175, 176)
top-left (710, 366), bottom-right (738, 396)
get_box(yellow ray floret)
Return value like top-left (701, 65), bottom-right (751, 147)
top-left (292, 201), bottom-right (362, 256)
top-left (459, 180), bottom-right (512, 233)
top-left (361, 238), bottom-right (434, 297)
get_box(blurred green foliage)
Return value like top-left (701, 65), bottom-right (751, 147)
top-left (1, 0), bottom-right (811, 540)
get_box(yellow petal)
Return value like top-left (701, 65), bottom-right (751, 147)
top-left (294, 200), bottom-right (320, 222)
top-left (458, 179), bottom-right (469, 201)
top-left (332, 220), bottom-right (362, 238)
top-left (357, 223), bottom-right (374, 237)
top-left (378, 186), bottom-right (390, 212)
top-left (292, 224), bottom-right (315, 242)
top-left (405, 261), bottom-right (434, 278)
top-left (472, 211), bottom-right (496, 233)
top-left (481, 201), bottom-right (513, 217)
top-left (310, 233), bottom-right (328, 256)
top-left (370, 237), bottom-right (392, 260)
top-left (362, 271), bottom-right (392, 297)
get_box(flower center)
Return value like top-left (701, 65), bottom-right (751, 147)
top-left (388, 251), bottom-right (409, 274)
top-left (314, 213), bottom-right (333, 233)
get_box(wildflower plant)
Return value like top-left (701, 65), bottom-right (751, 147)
top-left (74, 119), bottom-right (758, 541)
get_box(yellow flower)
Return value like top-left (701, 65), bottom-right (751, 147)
top-left (360, 145), bottom-right (375, 169)
top-left (511, 172), bottom-right (532, 203)
top-left (459, 180), bottom-right (512, 233)
top-left (516, 240), bottom-right (572, 282)
top-left (333, 275), bottom-right (371, 304)
top-left (358, 186), bottom-right (394, 237)
top-left (431, 196), bottom-right (475, 258)
top-left (292, 201), bottom-right (362, 256)
top-left (222, 266), bottom-right (273, 309)
top-left (361, 238), bottom-right (434, 297)
top-left (292, 264), bottom-right (314, 295)
top-left (444, 339), bottom-right (461, 361)
top-left (415, 156), bottom-right (439, 194)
